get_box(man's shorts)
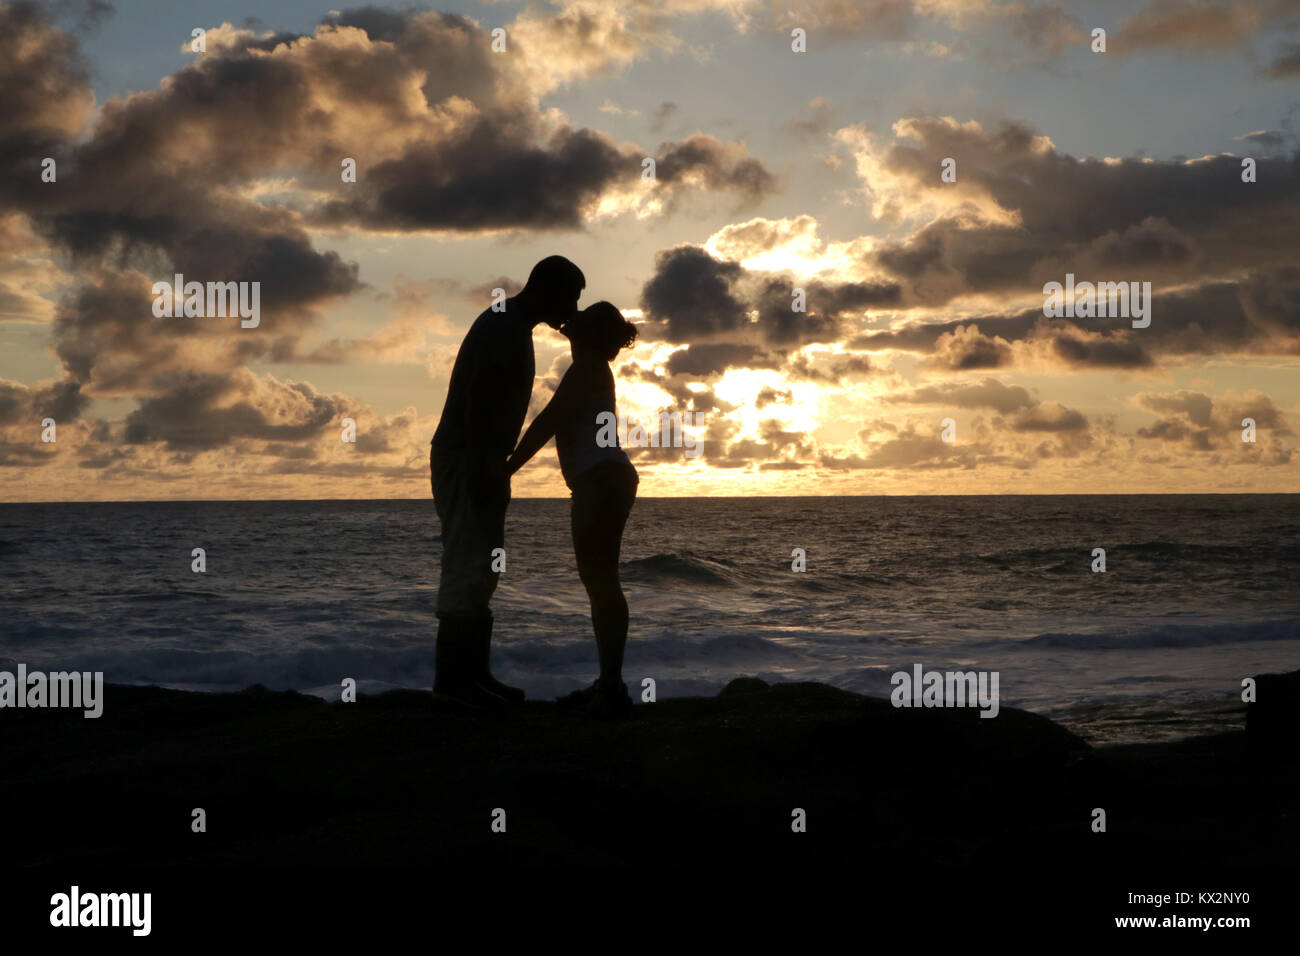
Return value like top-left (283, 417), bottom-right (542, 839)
top-left (431, 445), bottom-right (508, 618)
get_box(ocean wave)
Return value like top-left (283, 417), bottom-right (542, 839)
top-left (0, 627), bottom-right (808, 694)
top-left (1014, 617), bottom-right (1300, 650)
top-left (0, 644), bottom-right (437, 694)
top-left (621, 552), bottom-right (744, 587)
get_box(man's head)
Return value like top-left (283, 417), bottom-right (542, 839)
top-left (518, 255), bottom-right (585, 328)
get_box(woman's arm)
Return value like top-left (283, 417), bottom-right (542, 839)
top-left (506, 366), bottom-right (585, 475)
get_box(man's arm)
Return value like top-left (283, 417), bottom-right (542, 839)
top-left (460, 356), bottom-right (515, 503)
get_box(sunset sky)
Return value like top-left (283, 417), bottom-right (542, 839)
top-left (1, 0), bottom-right (1298, 500)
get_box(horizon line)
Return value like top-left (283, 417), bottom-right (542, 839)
top-left (3, 491), bottom-right (1298, 505)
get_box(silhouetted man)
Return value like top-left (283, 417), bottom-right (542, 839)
top-left (431, 256), bottom-right (586, 708)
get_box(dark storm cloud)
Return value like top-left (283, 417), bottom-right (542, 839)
top-left (68, 5), bottom-right (775, 234)
top-left (853, 117), bottom-right (1300, 318)
top-left (0, 374), bottom-right (90, 468)
top-left (637, 245), bottom-right (893, 378)
top-left (51, 271), bottom-right (167, 390)
top-left (319, 122), bottom-right (626, 232)
top-left (122, 370), bottom-right (339, 451)
top-left (0, 378), bottom-right (88, 426)
top-left (640, 246), bottom-right (748, 341)
top-left (843, 266), bottom-right (1300, 368)
top-left (1089, 217), bottom-right (1195, 267)
top-left (665, 343), bottom-right (775, 376)
top-left (0, 2), bottom-right (777, 468)
top-left (0, 3), bottom-right (363, 396)
top-left (806, 278), bottom-right (902, 313)
top-left (315, 127), bottom-right (777, 232)
top-left (1049, 333), bottom-right (1154, 369)
top-left (751, 277), bottom-right (842, 346)
top-left (1267, 42), bottom-right (1300, 76)
top-left (652, 134), bottom-right (778, 204)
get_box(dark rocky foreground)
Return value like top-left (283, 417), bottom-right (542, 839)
top-left (4, 675), bottom-right (1297, 872)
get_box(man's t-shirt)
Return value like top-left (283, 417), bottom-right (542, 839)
top-left (432, 305), bottom-right (535, 460)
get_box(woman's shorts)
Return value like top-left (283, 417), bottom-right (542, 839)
top-left (570, 459), bottom-right (638, 539)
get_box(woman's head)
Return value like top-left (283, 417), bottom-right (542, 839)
top-left (563, 301), bottom-right (638, 361)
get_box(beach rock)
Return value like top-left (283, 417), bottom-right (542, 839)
top-left (718, 677), bottom-right (769, 697)
top-left (2, 678), bottom-right (1294, 871)
top-left (1246, 668), bottom-right (1300, 749)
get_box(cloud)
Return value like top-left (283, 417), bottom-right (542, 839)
top-left (652, 134), bottom-right (778, 205)
top-left (823, 427), bottom-right (966, 470)
top-left (0, 377), bottom-right (87, 427)
top-left (637, 111), bottom-right (1300, 389)
top-left (0, 2), bottom-right (783, 492)
top-left (1118, 0), bottom-right (1270, 52)
top-left (755, 385), bottom-right (793, 407)
top-left (783, 96), bottom-right (837, 137)
top-left (925, 324), bottom-right (1014, 369)
top-left (1134, 388), bottom-right (1294, 461)
top-left (122, 368), bottom-right (338, 451)
top-left (837, 116), bottom-right (1300, 298)
top-left (3, 3), bottom-right (1299, 494)
top-left (640, 245), bottom-right (748, 342)
top-left (885, 377), bottom-right (1035, 413)
top-left (637, 242), bottom-right (893, 380)
top-left (999, 1), bottom-right (1087, 57)
top-left (665, 343), bottom-right (776, 375)
top-left (1233, 129), bottom-right (1286, 149)
top-left (1266, 41), bottom-right (1300, 76)
top-left (0, 1), bottom-right (95, 141)
top-left (649, 101), bottom-right (678, 132)
top-left (1010, 400), bottom-right (1087, 432)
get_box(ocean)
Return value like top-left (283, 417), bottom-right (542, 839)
top-left (2, 495), bottom-right (1297, 745)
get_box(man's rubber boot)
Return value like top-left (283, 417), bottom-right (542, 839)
top-left (433, 614), bottom-right (509, 711)
top-left (476, 613), bottom-right (525, 703)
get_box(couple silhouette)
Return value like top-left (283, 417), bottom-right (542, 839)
top-left (430, 256), bottom-right (640, 717)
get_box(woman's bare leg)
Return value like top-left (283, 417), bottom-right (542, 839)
top-left (572, 475), bottom-right (633, 685)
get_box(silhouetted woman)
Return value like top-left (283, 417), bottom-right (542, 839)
top-left (507, 302), bottom-right (640, 717)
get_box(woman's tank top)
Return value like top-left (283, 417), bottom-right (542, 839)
top-left (555, 369), bottom-right (631, 489)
